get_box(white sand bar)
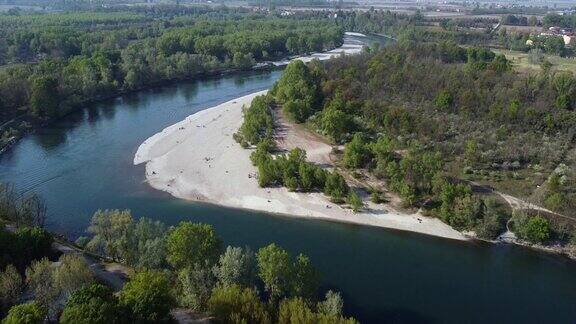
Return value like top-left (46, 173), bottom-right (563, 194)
top-left (134, 91), bottom-right (467, 241)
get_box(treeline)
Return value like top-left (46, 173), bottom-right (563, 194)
top-left (335, 10), bottom-right (493, 46)
top-left (0, 11), bottom-right (343, 148)
top-left (0, 189), bottom-right (358, 322)
top-left (75, 210), bottom-right (357, 323)
top-left (543, 13), bottom-right (576, 29)
top-left (249, 0), bottom-right (331, 7)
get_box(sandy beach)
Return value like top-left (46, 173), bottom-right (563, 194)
top-left (270, 32), bottom-right (366, 66)
top-left (134, 91), bottom-right (467, 241)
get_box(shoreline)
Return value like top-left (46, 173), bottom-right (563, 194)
top-left (134, 91), bottom-right (468, 242)
top-left (0, 32), bottom-right (366, 156)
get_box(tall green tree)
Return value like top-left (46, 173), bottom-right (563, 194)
top-left (166, 222), bottom-right (222, 269)
top-left (29, 76), bottom-right (59, 119)
top-left (208, 284), bottom-right (271, 324)
top-left (213, 246), bottom-right (257, 288)
top-left (2, 302), bottom-right (46, 324)
top-left (119, 270), bottom-right (174, 323)
top-left (256, 244), bottom-right (293, 302)
top-left (60, 284), bottom-right (125, 324)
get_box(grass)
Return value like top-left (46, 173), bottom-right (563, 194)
top-left (492, 48), bottom-right (576, 74)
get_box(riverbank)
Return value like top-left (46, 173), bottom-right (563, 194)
top-left (134, 91), bottom-right (467, 241)
top-left (0, 32), bottom-right (367, 156)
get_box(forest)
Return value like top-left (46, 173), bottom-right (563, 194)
top-left (335, 9), bottom-right (576, 57)
top-left (239, 40), bottom-right (576, 245)
top-left (0, 7), bottom-right (343, 150)
top-left (0, 185), bottom-right (358, 323)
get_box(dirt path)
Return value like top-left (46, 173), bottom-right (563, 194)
top-left (470, 181), bottom-right (576, 223)
top-left (273, 108), bottom-right (332, 166)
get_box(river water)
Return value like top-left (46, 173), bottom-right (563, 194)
top-left (2, 56), bottom-right (576, 323)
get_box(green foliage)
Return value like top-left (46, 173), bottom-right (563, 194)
top-left (166, 222), bottom-right (222, 269)
top-left (434, 90), bottom-right (453, 110)
top-left (320, 106), bottom-right (354, 142)
top-left (317, 290), bottom-right (344, 317)
top-left (238, 95), bottom-right (274, 146)
top-left (0, 226), bottom-right (53, 271)
top-left (256, 244), bottom-right (320, 302)
top-left (2, 303), bottom-right (46, 324)
top-left (24, 254), bottom-right (93, 317)
top-left (291, 254), bottom-right (320, 301)
top-left (30, 76), bottom-right (60, 119)
top-left (86, 209), bottom-right (133, 261)
top-left (208, 284), bottom-right (271, 324)
top-left (119, 270), bottom-right (174, 323)
top-left (54, 254), bottom-right (94, 300)
top-left (0, 265), bottom-right (22, 314)
top-left (514, 214), bottom-right (551, 244)
top-left (177, 263), bottom-right (216, 311)
top-left (346, 191), bottom-right (364, 212)
top-left (86, 210), bottom-right (167, 268)
top-left (0, 12), bottom-right (343, 134)
top-left (251, 147), bottom-right (331, 197)
top-left (213, 246), bottom-right (257, 288)
top-left (278, 297), bottom-right (357, 324)
top-left (324, 172), bottom-right (349, 202)
top-left (60, 284), bottom-right (125, 324)
top-left (343, 133), bottom-right (371, 169)
top-left (256, 243), bottom-right (293, 301)
top-left (25, 258), bottom-right (58, 314)
top-left (474, 199), bottom-right (510, 240)
top-left (272, 60), bottom-right (322, 123)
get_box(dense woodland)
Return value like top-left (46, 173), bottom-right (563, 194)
top-left (0, 186), bottom-right (358, 323)
top-left (0, 8), bottom-right (342, 149)
top-left (238, 39), bottom-right (576, 244)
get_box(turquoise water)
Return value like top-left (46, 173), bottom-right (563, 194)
top-left (2, 70), bottom-right (576, 323)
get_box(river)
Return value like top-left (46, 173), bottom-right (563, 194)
top-left (1, 51), bottom-right (576, 323)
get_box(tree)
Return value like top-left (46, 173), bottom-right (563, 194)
top-left (166, 222), bottom-right (222, 269)
top-left (60, 284), bottom-right (125, 324)
top-left (207, 284), bottom-right (270, 324)
top-left (2, 303), bottom-right (46, 324)
top-left (13, 227), bottom-right (53, 271)
top-left (343, 133), bottom-right (371, 169)
top-left (86, 209), bottom-right (133, 261)
top-left (321, 108), bottom-right (352, 142)
top-left (324, 172), bottom-right (349, 202)
top-left (178, 263), bottom-right (216, 311)
top-left (279, 296), bottom-right (357, 324)
top-left (291, 254), bottom-right (320, 301)
top-left (256, 244), bottom-right (293, 302)
top-left (0, 265), bottom-right (22, 312)
top-left (317, 290), bottom-right (344, 317)
top-left (213, 246), bottom-right (257, 288)
top-left (434, 90), bottom-right (453, 110)
top-left (25, 258), bottom-right (58, 314)
top-left (54, 254), bottom-right (94, 299)
top-left (278, 298), bottom-right (316, 324)
top-left (119, 270), bottom-right (174, 323)
top-left (124, 217), bottom-right (167, 269)
top-left (346, 191), bottom-right (364, 213)
top-left (518, 216), bottom-right (551, 244)
top-left (29, 76), bottom-right (60, 119)
top-left (272, 60), bottom-right (321, 123)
